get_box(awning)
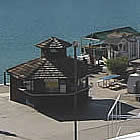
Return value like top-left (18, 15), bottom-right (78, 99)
top-left (100, 75), bottom-right (120, 80)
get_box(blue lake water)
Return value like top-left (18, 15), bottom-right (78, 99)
top-left (1, 0), bottom-right (140, 80)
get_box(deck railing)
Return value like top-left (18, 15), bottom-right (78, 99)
top-left (0, 73), bottom-right (3, 84)
top-left (78, 93), bottom-right (140, 140)
top-left (107, 94), bottom-right (121, 138)
top-left (107, 93), bottom-right (140, 139)
top-left (0, 71), bottom-right (9, 85)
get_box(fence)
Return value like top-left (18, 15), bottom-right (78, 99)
top-left (79, 118), bottom-right (140, 140)
top-left (0, 71), bottom-right (10, 85)
top-left (107, 93), bottom-right (140, 139)
top-left (79, 93), bottom-right (140, 140)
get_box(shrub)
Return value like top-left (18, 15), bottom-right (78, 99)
top-left (106, 57), bottom-right (128, 75)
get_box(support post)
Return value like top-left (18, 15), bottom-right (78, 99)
top-left (73, 41), bottom-right (78, 140)
top-left (4, 72), bottom-right (6, 85)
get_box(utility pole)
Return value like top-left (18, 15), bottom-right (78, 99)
top-left (73, 41), bottom-right (78, 140)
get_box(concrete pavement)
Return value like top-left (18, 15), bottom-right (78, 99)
top-left (0, 73), bottom-right (140, 140)
top-left (0, 85), bottom-right (109, 140)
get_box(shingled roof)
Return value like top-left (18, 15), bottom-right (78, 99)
top-left (35, 37), bottom-right (72, 49)
top-left (104, 35), bottom-right (138, 45)
top-left (104, 37), bottom-right (123, 45)
top-left (7, 58), bottom-right (44, 79)
top-left (7, 57), bottom-right (88, 80)
top-left (85, 27), bottom-right (138, 41)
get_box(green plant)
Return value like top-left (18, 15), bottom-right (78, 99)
top-left (106, 57), bottom-right (128, 75)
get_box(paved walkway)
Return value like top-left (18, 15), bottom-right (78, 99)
top-left (0, 73), bottom-right (140, 140)
top-left (0, 85), bottom-right (109, 140)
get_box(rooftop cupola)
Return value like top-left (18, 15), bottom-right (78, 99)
top-left (35, 37), bottom-right (72, 59)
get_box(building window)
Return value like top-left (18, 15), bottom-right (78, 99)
top-left (119, 44), bottom-right (122, 51)
top-left (123, 45), bottom-right (126, 51)
top-left (44, 79), bottom-right (59, 92)
top-left (125, 43), bottom-right (128, 52)
top-left (133, 43), bottom-right (136, 57)
top-left (113, 45), bottom-right (118, 51)
top-left (50, 49), bottom-right (57, 53)
top-left (23, 80), bottom-right (34, 91)
top-left (59, 80), bottom-right (66, 93)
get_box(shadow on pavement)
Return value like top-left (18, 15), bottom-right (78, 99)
top-left (0, 130), bottom-right (17, 137)
top-left (37, 98), bottom-right (137, 122)
top-left (0, 130), bottom-right (32, 140)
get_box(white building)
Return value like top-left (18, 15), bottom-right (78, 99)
top-left (84, 27), bottom-right (140, 61)
top-left (104, 35), bottom-right (140, 60)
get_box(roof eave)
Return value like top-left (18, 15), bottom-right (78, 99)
top-left (83, 37), bottom-right (100, 41)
